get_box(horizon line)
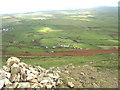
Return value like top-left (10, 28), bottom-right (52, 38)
top-left (1, 6), bottom-right (117, 15)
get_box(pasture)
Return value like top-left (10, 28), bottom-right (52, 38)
top-left (1, 7), bottom-right (118, 54)
top-left (2, 53), bottom-right (118, 70)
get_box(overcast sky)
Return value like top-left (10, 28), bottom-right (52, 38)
top-left (0, 0), bottom-right (119, 14)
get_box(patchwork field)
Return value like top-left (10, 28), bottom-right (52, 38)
top-left (1, 7), bottom-right (118, 54)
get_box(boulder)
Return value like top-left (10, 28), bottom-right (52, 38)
top-left (29, 67), bottom-right (39, 75)
top-left (11, 63), bottom-right (20, 74)
top-left (20, 67), bottom-right (27, 82)
top-left (12, 82), bottom-right (19, 88)
top-left (17, 82), bottom-right (31, 88)
top-left (40, 79), bottom-right (50, 84)
top-left (37, 75), bottom-right (44, 82)
top-left (26, 69), bottom-right (31, 74)
top-left (10, 74), bottom-right (19, 82)
top-left (0, 79), bottom-right (4, 89)
top-left (67, 82), bottom-right (74, 88)
top-left (19, 62), bottom-right (28, 68)
top-left (7, 57), bottom-right (20, 67)
top-left (0, 70), bottom-right (6, 89)
top-left (34, 66), bottom-right (46, 72)
top-left (31, 83), bottom-right (39, 88)
top-left (27, 73), bottom-right (37, 81)
top-left (0, 69), bottom-right (6, 80)
top-left (4, 78), bottom-right (12, 86)
top-left (80, 72), bottom-right (85, 76)
top-left (30, 79), bottom-right (38, 83)
top-left (21, 72), bottom-right (27, 82)
top-left (5, 72), bottom-right (11, 79)
top-left (45, 84), bottom-right (53, 88)
top-left (3, 66), bottom-right (10, 72)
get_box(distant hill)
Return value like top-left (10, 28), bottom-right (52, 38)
top-left (1, 6), bottom-right (117, 16)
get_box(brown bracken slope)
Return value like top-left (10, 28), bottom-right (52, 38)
top-left (1, 49), bottom-right (119, 56)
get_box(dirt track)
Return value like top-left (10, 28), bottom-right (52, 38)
top-left (1, 49), bottom-right (119, 56)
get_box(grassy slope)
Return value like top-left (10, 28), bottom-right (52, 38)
top-left (2, 53), bottom-right (118, 70)
top-left (1, 53), bottom-right (118, 88)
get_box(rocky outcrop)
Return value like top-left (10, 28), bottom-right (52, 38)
top-left (0, 57), bottom-right (118, 88)
top-left (0, 57), bottom-right (62, 89)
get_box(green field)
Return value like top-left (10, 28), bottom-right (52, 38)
top-left (2, 53), bottom-right (118, 70)
top-left (1, 7), bottom-right (118, 53)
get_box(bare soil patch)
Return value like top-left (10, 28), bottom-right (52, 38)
top-left (2, 49), bottom-right (118, 56)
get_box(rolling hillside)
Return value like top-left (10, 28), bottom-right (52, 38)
top-left (1, 6), bottom-right (118, 54)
